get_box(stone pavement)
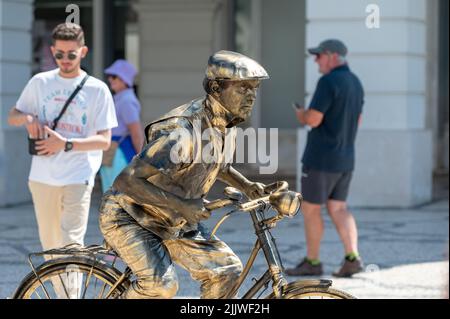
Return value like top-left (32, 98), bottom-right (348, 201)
top-left (0, 189), bottom-right (448, 299)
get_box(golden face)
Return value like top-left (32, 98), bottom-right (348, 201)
top-left (213, 80), bottom-right (261, 122)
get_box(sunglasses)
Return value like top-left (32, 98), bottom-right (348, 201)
top-left (54, 51), bottom-right (79, 61)
top-left (315, 52), bottom-right (332, 59)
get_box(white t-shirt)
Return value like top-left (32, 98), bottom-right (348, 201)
top-left (16, 69), bottom-right (118, 186)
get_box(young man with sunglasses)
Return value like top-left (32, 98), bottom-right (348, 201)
top-left (8, 24), bottom-right (117, 262)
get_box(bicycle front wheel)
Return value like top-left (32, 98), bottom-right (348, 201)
top-left (279, 287), bottom-right (355, 299)
top-left (12, 256), bottom-right (128, 299)
top-left (265, 280), bottom-right (356, 299)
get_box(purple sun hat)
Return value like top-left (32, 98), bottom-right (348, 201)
top-left (104, 59), bottom-right (137, 87)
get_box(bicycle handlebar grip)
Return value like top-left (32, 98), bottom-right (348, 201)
top-left (263, 181), bottom-right (289, 194)
top-left (204, 199), bottom-right (236, 211)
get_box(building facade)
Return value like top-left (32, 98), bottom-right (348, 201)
top-left (300, 0), bottom-right (448, 207)
top-left (0, 0), bottom-right (448, 207)
top-left (0, 0), bottom-right (33, 205)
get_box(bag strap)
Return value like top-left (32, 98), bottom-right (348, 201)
top-left (51, 74), bottom-right (89, 130)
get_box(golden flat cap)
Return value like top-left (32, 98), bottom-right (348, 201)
top-left (206, 50), bottom-right (269, 81)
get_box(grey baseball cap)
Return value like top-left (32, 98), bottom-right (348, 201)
top-left (308, 39), bottom-right (348, 56)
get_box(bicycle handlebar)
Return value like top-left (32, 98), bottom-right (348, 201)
top-left (204, 181), bottom-right (290, 212)
top-left (204, 196), bottom-right (271, 212)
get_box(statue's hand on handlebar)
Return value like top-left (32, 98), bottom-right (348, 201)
top-left (243, 181), bottom-right (266, 200)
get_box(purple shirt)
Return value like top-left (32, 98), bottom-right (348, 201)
top-left (111, 88), bottom-right (141, 137)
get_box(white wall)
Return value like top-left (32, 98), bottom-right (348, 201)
top-left (0, 0), bottom-right (33, 206)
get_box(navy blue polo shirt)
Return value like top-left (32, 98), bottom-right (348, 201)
top-left (302, 64), bottom-right (364, 172)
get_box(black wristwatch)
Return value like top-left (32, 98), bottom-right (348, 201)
top-left (64, 139), bottom-right (74, 152)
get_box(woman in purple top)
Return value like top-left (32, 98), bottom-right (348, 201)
top-left (100, 59), bottom-right (144, 192)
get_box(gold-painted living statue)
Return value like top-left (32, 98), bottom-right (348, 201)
top-left (13, 51), bottom-right (355, 300)
top-left (99, 50), bottom-right (288, 299)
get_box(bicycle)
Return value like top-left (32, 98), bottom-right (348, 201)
top-left (12, 181), bottom-right (355, 299)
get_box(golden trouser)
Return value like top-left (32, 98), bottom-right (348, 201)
top-left (99, 192), bottom-right (243, 299)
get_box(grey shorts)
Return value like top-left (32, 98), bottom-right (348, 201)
top-left (300, 167), bottom-right (353, 205)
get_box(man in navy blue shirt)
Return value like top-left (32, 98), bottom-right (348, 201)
top-left (286, 39), bottom-right (365, 277)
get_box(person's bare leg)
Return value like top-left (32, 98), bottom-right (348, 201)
top-left (326, 200), bottom-right (358, 255)
top-left (301, 201), bottom-right (324, 260)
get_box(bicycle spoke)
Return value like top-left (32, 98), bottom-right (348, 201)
top-left (81, 266), bottom-right (95, 299)
top-left (33, 287), bottom-right (42, 299)
top-left (42, 283), bottom-right (52, 299)
top-left (47, 280), bottom-right (55, 299)
top-left (98, 282), bottom-right (108, 299)
top-left (57, 273), bottom-right (71, 299)
top-left (95, 278), bottom-right (101, 298)
top-left (34, 273), bottom-right (51, 299)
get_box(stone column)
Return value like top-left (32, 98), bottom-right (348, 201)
top-left (298, 0), bottom-right (433, 207)
top-left (92, 0), bottom-right (105, 80)
top-left (0, 0), bottom-right (33, 206)
top-left (135, 0), bottom-right (227, 123)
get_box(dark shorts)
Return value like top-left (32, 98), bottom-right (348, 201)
top-left (300, 167), bottom-right (353, 205)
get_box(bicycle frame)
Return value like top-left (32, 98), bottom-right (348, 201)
top-left (223, 207), bottom-right (287, 299)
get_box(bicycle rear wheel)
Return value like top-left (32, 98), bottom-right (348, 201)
top-left (12, 256), bottom-right (128, 299)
